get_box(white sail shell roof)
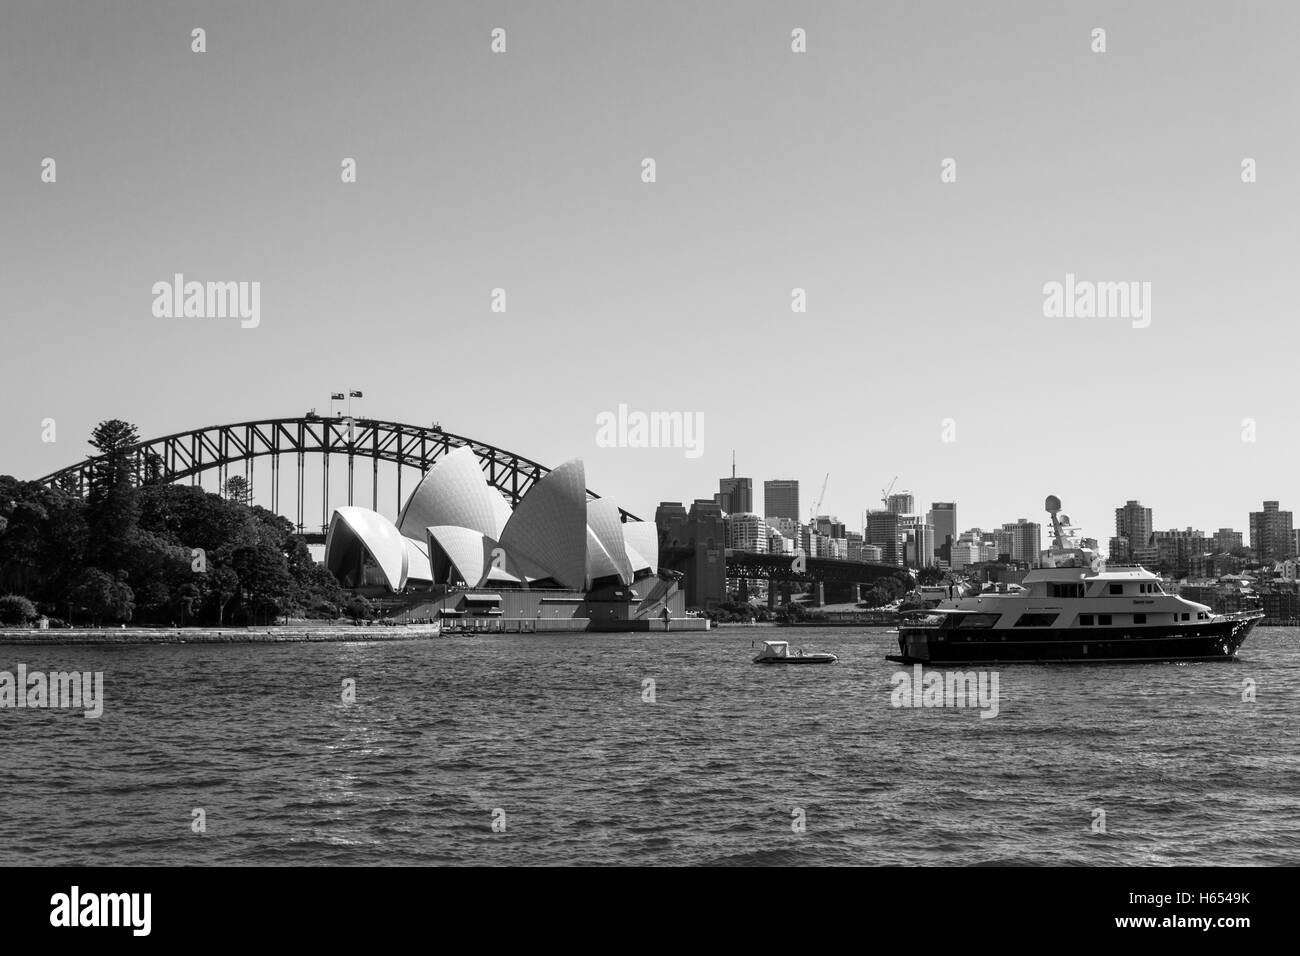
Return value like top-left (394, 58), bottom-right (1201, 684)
top-left (324, 506), bottom-right (408, 591)
top-left (587, 498), bottom-right (633, 585)
top-left (498, 458), bottom-right (589, 591)
top-left (426, 525), bottom-right (522, 588)
top-left (622, 521), bottom-right (658, 575)
top-left (396, 446), bottom-right (513, 541)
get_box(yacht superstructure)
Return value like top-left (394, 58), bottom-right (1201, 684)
top-left (889, 496), bottom-right (1262, 665)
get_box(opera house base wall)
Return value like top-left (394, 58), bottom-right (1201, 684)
top-left (371, 587), bottom-right (705, 633)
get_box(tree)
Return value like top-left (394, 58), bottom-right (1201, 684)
top-left (86, 420), bottom-right (142, 572)
top-left (0, 594), bottom-right (38, 626)
top-left (344, 595), bottom-right (374, 621)
top-left (70, 568), bottom-right (134, 626)
top-left (209, 567), bottom-right (239, 626)
top-left (222, 475), bottom-right (253, 506)
top-left (916, 566), bottom-right (944, 586)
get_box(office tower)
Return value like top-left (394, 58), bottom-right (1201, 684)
top-left (866, 510), bottom-right (902, 566)
top-left (905, 525), bottom-right (936, 568)
top-left (715, 476), bottom-right (752, 515)
top-left (928, 502), bottom-right (957, 559)
top-left (764, 479), bottom-right (800, 521)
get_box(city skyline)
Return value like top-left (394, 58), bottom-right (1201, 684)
top-left (4, 3), bottom-right (1299, 547)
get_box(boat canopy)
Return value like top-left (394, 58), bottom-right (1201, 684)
top-left (761, 641), bottom-right (789, 657)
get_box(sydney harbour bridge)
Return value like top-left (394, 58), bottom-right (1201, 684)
top-left (35, 414), bottom-right (901, 594)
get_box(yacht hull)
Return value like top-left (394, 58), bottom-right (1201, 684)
top-left (889, 614), bottom-right (1261, 666)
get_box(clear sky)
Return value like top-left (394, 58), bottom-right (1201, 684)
top-left (2, 1), bottom-right (1297, 546)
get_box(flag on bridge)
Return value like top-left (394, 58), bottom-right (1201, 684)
top-left (330, 392), bottom-right (345, 400)
top-left (349, 390), bottom-right (363, 398)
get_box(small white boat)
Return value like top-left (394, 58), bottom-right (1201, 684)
top-left (752, 640), bottom-right (837, 665)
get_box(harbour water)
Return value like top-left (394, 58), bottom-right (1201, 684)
top-left (1, 626), bottom-right (1297, 866)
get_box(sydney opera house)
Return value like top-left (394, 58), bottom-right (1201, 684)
top-left (323, 447), bottom-right (684, 629)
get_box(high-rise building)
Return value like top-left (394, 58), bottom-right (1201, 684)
top-left (905, 525), bottom-right (936, 568)
top-left (1250, 501), bottom-right (1295, 561)
top-left (726, 512), bottom-right (769, 552)
top-left (715, 475), bottom-right (752, 515)
top-left (1114, 500), bottom-right (1153, 562)
top-left (887, 492), bottom-right (915, 515)
top-left (950, 541), bottom-right (981, 569)
top-left (1001, 519), bottom-right (1042, 567)
top-left (1213, 528), bottom-right (1243, 554)
top-left (928, 502), bottom-right (957, 559)
top-left (764, 479), bottom-right (800, 521)
top-left (865, 511), bottom-right (902, 566)
top-left (814, 515), bottom-right (846, 540)
top-left (1150, 528), bottom-right (1209, 574)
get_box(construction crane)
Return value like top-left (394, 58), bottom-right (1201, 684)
top-left (810, 473), bottom-right (829, 523)
top-left (881, 476), bottom-right (898, 509)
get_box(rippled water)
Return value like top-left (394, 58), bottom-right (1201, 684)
top-left (1, 626), bottom-right (1297, 866)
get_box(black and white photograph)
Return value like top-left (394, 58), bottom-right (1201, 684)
top-left (0, 0), bottom-right (1292, 940)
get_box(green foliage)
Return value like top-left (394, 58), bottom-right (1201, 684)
top-left (70, 568), bottom-right (135, 625)
top-left (0, 420), bottom-right (346, 627)
top-left (344, 595), bottom-right (375, 621)
top-left (0, 593), bottom-right (38, 626)
top-left (915, 566), bottom-right (945, 586)
top-left (705, 600), bottom-right (772, 624)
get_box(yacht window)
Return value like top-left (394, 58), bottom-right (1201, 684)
top-left (1098, 614), bottom-right (1113, 625)
top-left (955, 613), bottom-right (1001, 629)
top-left (1079, 614), bottom-right (1094, 626)
top-left (1051, 583), bottom-right (1085, 598)
top-left (1108, 584), bottom-right (1124, 595)
top-left (1133, 613), bottom-right (1146, 624)
top-left (1014, 613), bottom-right (1058, 627)
top-left (1181, 613), bottom-right (1189, 621)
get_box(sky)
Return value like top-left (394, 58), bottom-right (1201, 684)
top-left (1, 1), bottom-right (1297, 548)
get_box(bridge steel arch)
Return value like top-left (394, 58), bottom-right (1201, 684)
top-left (36, 416), bottom-right (639, 533)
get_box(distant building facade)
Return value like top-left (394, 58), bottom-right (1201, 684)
top-left (865, 511), bottom-right (902, 566)
top-left (1114, 500), bottom-right (1153, 563)
top-left (763, 480), bottom-right (800, 521)
top-left (928, 502), bottom-right (957, 560)
top-left (1250, 501), bottom-right (1294, 562)
top-left (715, 476), bottom-right (752, 515)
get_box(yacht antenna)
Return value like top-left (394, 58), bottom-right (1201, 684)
top-left (1044, 495), bottom-right (1066, 549)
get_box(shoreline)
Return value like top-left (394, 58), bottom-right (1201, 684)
top-left (0, 625), bottom-right (442, 645)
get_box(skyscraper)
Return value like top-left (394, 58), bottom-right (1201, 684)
top-left (1001, 519), bottom-right (1042, 567)
top-left (865, 511), bottom-right (902, 566)
top-left (928, 502), bottom-right (957, 559)
top-left (715, 476), bottom-right (752, 515)
top-left (1250, 501), bottom-right (1294, 561)
top-left (887, 492), bottom-right (915, 515)
top-left (764, 479), bottom-right (800, 521)
top-left (1114, 500), bottom-right (1153, 562)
